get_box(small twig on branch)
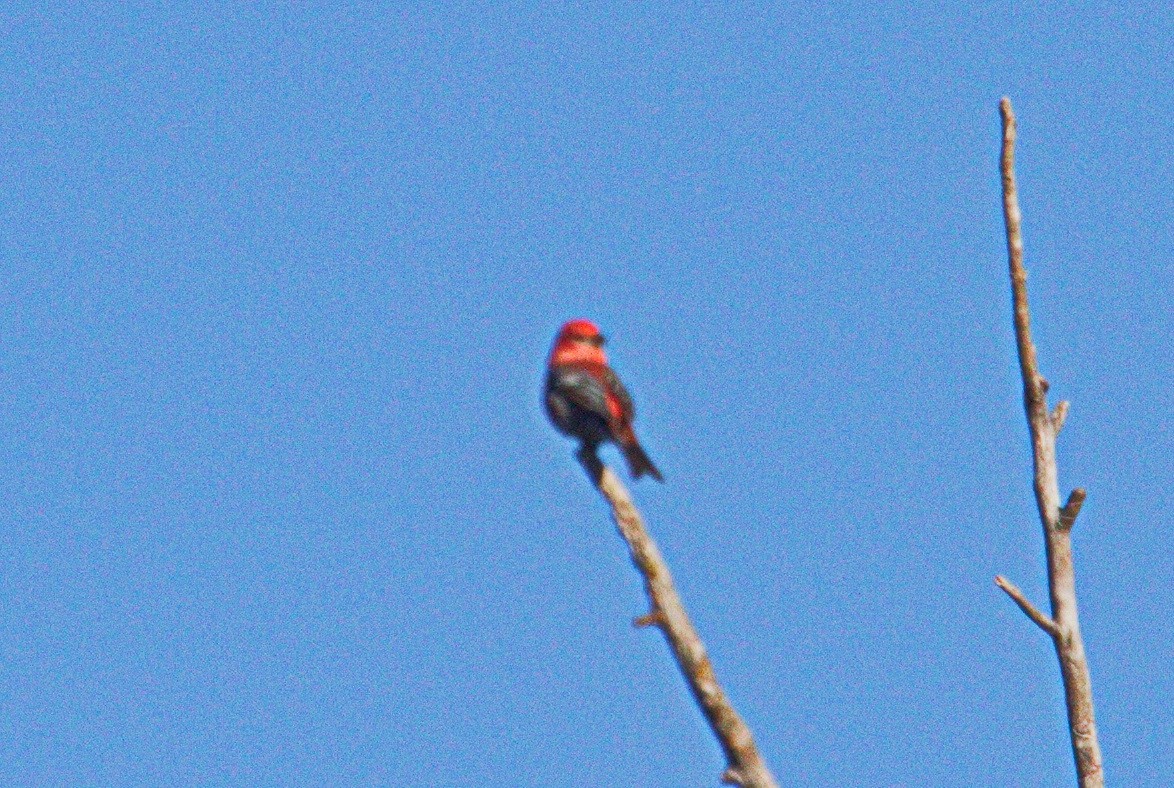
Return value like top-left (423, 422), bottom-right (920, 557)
top-left (1059, 488), bottom-right (1087, 531)
top-left (576, 448), bottom-right (778, 788)
top-left (997, 97), bottom-right (1104, 787)
top-left (633, 612), bottom-right (664, 629)
top-left (995, 575), bottom-right (1060, 638)
top-left (1051, 400), bottom-right (1070, 434)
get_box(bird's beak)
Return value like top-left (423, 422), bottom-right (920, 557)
top-left (590, 334), bottom-right (606, 347)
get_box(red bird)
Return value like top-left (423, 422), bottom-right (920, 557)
top-left (544, 319), bottom-right (663, 481)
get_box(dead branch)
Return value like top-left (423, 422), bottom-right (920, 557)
top-left (577, 449), bottom-right (778, 788)
top-left (997, 97), bottom-right (1104, 787)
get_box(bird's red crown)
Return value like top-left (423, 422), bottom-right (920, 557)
top-left (550, 318), bottom-right (608, 365)
top-left (556, 319), bottom-right (603, 342)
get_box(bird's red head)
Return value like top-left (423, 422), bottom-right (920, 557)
top-left (557, 319), bottom-right (604, 343)
top-left (549, 319), bottom-right (608, 365)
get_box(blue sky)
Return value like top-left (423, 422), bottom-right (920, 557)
top-left (1, 3), bottom-right (1170, 786)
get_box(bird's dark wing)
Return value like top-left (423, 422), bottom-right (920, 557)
top-left (601, 366), bottom-right (635, 422)
top-left (548, 365), bottom-right (612, 420)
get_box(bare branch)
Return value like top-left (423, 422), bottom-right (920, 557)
top-left (1059, 488), bottom-right (1087, 531)
top-left (576, 448), bottom-right (778, 788)
top-left (1000, 99), bottom-right (1047, 418)
top-left (998, 97), bottom-right (1104, 787)
top-left (995, 575), bottom-right (1060, 638)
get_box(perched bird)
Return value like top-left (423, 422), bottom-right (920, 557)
top-left (544, 319), bottom-right (663, 481)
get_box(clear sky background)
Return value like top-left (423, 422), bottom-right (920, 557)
top-left (1, 3), bottom-right (1170, 786)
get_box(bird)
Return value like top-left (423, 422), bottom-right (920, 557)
top-left (544, 319), bottom-right (663, 481)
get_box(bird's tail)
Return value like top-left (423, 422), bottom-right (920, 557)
top-left (623, 439), bottom-right (664, 482)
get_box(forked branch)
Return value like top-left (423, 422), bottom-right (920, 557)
top-left (997, 97), bottom-right (1104, 787)
top-left (995, 575), bottom-right (1059, 638)
top-left (577, 449), bottom-right (778, 788)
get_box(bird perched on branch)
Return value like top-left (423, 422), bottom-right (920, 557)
top-left (544, 319), bottom-right (663, 481)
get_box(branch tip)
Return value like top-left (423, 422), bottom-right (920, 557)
top-left (995, 575), bottom-right (1060, 638)
top-left (1000, 97), bottom-right (1015, 125)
